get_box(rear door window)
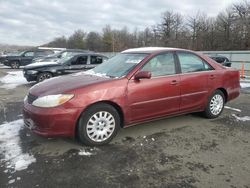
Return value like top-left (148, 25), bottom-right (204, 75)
top-left (177, 52), bottom-right (213, 73)
top-left (90, 56), bottom-right (103, 64)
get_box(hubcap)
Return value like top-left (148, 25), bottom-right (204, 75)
top-left (39, 73), bottom-right (52, 82)
top-left (12, 62), bottom-right (18, 69)
top-left (86, 111), bottom-right (115, 142)
top-left (210, 94), bottom-right (224, 115)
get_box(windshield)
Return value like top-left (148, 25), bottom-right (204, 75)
top-left (18, 51), bottom-right (25, 56)
top-left (46, 52), bottom-right (60, 58)
top-left (88, 53), bottom-right (148, 78)
top-left (57, 55), bottom-right (75, 64)
top-left (60, 51), bottom-right (80, 58)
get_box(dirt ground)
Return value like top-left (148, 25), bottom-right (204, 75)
top-left (0, 67), bottom-right (250, 188)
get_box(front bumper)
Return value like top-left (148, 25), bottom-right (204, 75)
top-left (3, 61), bottom-right (10, 67)
top-left (23, 100), bottom-right (82, 137)
top-left (23, 72), bottom-right (37, 82)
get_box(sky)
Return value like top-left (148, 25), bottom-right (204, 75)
top-left (0, 0), bottom-right (240, 46)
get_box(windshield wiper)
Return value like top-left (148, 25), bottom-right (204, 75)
top-left (106, 74), bottom-right (117, 78)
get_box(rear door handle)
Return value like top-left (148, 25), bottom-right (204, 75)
top-left (170, 80), bottom-right (178, 85)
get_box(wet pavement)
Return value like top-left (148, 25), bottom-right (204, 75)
top-left (0, 67), bottom-right (250, 188)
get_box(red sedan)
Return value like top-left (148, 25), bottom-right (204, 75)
top-left (23, 47), bottom-right (240, 146)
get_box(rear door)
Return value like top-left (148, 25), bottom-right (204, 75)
top-left (176, 52), bottom-right (214, 112)
top-left (86, 55), bottom-right (105, 70)
top-left (127, 52), bottom-right (181, 123)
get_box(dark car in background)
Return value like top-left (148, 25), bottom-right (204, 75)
top-left (23, 53), bottom-right (108, 82)
top-left (32, 49), bottom-right (93, 63)
top-left (2, 49), bottom-right (54, 69)
top-left (209, 55), bottom-right (231, 67)
top-left (0, 52), bottom-right (19, 64)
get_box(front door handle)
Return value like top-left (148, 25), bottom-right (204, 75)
top-left (209, 75), bottom-right (216, 79)
top-left (170, 80), bottom-right (178, 85)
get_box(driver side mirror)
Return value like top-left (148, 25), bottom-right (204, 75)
top-left (134, 71), bottom-right (151, 80)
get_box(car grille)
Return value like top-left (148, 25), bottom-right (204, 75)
top-left (24, 118), bottom-right (34, 129)
top-left (27, 93), bottom-right (38, 104)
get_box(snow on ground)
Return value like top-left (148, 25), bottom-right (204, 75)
top-left (84, 70), bottom-right (110, 78)
top-left (224, 106), bottom-right (242, 112)
top-left (0, 65), bottom-right (11, 69)
top-left (0, 71), bottom-right (28, 89)
top-left (241, 82), bottom-right (250, 88)
top-left (78, 149), bottom-right (93, 156)
top-left (0, 119), bottom-right (36, 172)
top-left (232, 114), bottom-right (250, 122)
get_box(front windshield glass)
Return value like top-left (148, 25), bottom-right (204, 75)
top-left (58, 55), bottom-right (75, 64)
top-left (88, 53), bottom-right (148, 78)
top-left (47, 52), bottom-right (60, 58)
top-left (18, 51), bottom-right (25, 56)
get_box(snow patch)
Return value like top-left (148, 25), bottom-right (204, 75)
top-left (71, 71), bottom-right (85, 77)
top-left (224, 106), bottom-right (241, 112)
top-left (122, 47), bottom-right (177, 53)
top-left (241, 82), bottom-right (250, 88)
top-left (0, 119), bottom-right (36, 172)
top-left (232, 114), bottom-right (250, 122)
top-left (78, 149), bottom-right (93, 156)
top-left (8, 179), bottom-right (15, 184)
top-left (0, 71), bottom-right (28, 89)
top-left (0, 65), bottom-right (11, 69)
top-left (84, 70), bottom-right (109, 78)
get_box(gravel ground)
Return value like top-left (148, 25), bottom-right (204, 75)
top-left (0, 67), bottom-right (250, 188)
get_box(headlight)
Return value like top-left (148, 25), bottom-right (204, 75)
top-left (27, 70), bottom-right (38, 74)
top-left (32, 94), bottom-right (74, 108)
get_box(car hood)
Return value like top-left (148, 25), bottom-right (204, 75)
top-left (6, 55), bottom-right (21, 59)
top-left (29, 72), bottom-right (111, 96)
top-left (42, 56), bottom-right (59, 61)
top-left (24, 61), bottom-right (59, 69)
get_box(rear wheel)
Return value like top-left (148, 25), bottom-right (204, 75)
top-left (77, 103), bottom-right (120, 146)
top-left (203, 90), bottom-right (225, 119)
top-left (10, 61), bottom-right (20, 69)
top-left (37, 72), bottom-right (52, 82)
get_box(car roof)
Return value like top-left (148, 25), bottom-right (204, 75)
top-left (63, 49), bottom-right (94, 53)
top-left (72, 53), bottom-right (108, 58)
top-left (209, 55), bottom-right (228, 58)
top-left (122, 47), bottom-right (188, 53)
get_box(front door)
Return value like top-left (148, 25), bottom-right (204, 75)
top-left (127, 52), bottom-right (181, 123)
top-left (64, 55), bottom-right (88, 74)
top-left (22, 51), bottom-right (35, 65)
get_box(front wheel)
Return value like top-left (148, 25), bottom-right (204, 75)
top-left (37, 72), bottom-right (52, 82)
top-left (10, 61), bottom-right (20, 69)
top-left (203, 90), bottom-right (225, 119)
top-left (77, 103), bottom-right (120, 146)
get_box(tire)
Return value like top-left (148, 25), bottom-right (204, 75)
top-left (37, 72), bottom-right (52, 82)
top-left (10, 61), bottom-right (20, 69)
top-left (77, 103), bottom-right (120, 146)
top-left (203, 90), bottom-right (225, 119)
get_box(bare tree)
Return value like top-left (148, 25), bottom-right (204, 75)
top-left (86, 32), bottom-right (102, 51)
top-left (67, 30), bottom-right (86, 49)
